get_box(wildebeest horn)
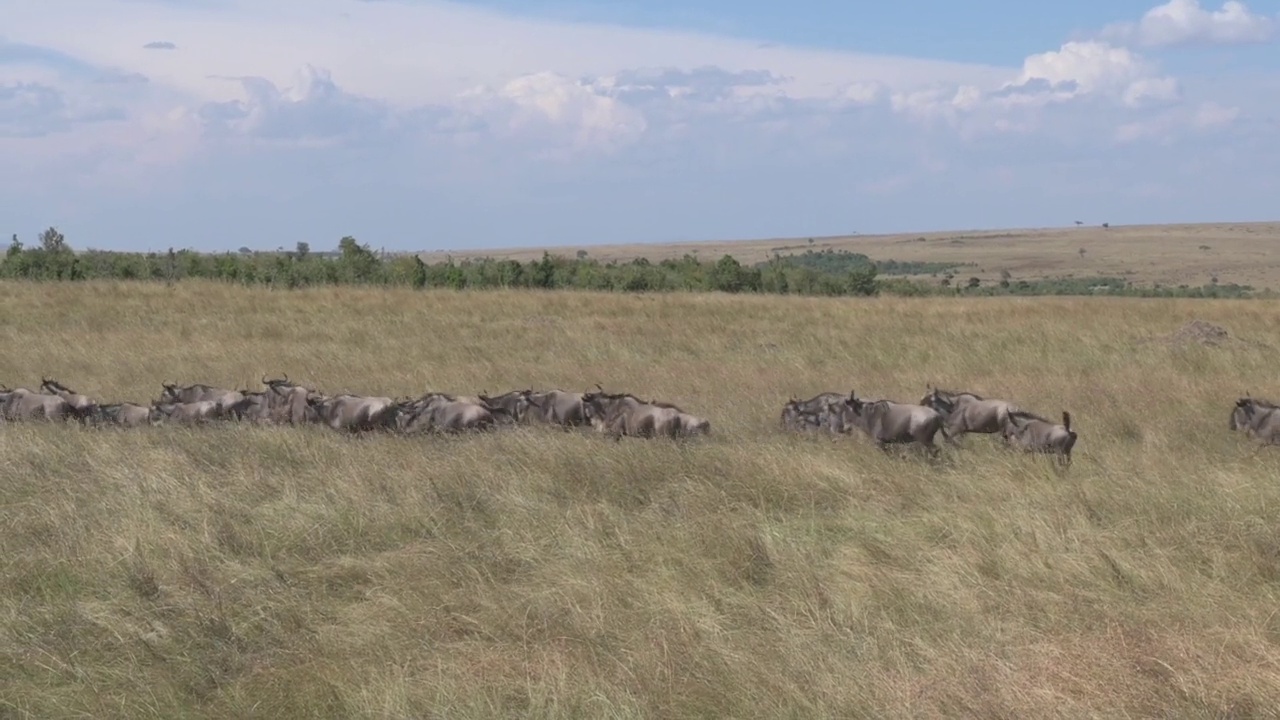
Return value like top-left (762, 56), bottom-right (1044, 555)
top-left (595, 383), bottom-right (604, 392)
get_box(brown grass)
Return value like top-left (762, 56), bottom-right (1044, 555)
top-left (417, 220), bottom-right (1280, 290)
top-left (3, 280), bottom-right (1280, 718)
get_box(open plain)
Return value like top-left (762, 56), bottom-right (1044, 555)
top-left (417, 221), bottom-right (1280, 290)
top-left (4, 279), bottom-right (1280, 718)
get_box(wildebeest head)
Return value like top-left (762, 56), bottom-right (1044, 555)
top-left (919, 385), bottom-right (957, 415)
top-left (1231, 397), bottom-right (1252, 431)
top-left (1231, 395), bottom-right (1278, 432)
top-left (159, 382), bottom-right (181, 403)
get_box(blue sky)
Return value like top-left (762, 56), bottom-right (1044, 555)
top-left (1, 0), bottom-right (1278, 253)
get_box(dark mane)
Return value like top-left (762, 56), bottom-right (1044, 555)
top-left (935, 387), bottom-right (984, 401)
top-left (646, 399), bottom-right (686, 412)
top-left (42, 378), bottom-right (74, 393)
top-left (1007, 409), bottom-right (1053, 424)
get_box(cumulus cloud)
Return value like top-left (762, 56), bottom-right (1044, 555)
top-left (197, 65), bottom-right (397, 147)
top-left (1102, 0), bottom-right (1278, 48)
top-left (0, 0), bottom-right (1275, 250)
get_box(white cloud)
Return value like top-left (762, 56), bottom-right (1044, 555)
top-left (1010, 41), bottom-right (1178, 104)
top-left (1102, 0), bottom-right (1278, 48)
top-left (1193, 100), bottom-right (1241, 127)
top-left (0, 0), bottom-right (1275, 251)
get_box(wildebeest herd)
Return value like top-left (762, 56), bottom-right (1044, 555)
top-left (0, 376), bottom-right (711, 441)
top-left (2, 377), bottom-right (1276, 466)
top-left (782, 386), bottom-right (1080, 465)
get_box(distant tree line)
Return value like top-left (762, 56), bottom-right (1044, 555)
top-left (0, 227), bottom-right (1261, 299)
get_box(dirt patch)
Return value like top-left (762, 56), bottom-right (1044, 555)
top-left (1140, 320), bottom-right (1270, 351)
top-left (1171, 320), bottom-right (1232, 347)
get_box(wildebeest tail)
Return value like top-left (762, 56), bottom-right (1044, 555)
top-left (1062, 411), bottom-right (1072, 432)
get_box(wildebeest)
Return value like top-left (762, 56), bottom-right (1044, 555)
top-left (95, 402), bottom-right (155, 428)
top-left (833, 391), bottom-right (949, 457)
top-left (224, 391), bottom-right (272, 423)
top-left (781, 392), bottom-right (851, 434)
top-left (478, 389), bottom-right (542, 425)
top-left (397, 392), bottom-right (499, 434)
top-left (159, 381), bottom-right (244, 414)
top-left (999, 410), bottom-right (1079, 466)
top-left (150, 400), bottom-right (223, 426)
top-left (644, 397), bottom-right (711, 436)
top-left (1230, 396), bottom-right (1280, 446)
top-left (40, 378), bottom-right (99, 422)
top-left (260, 376), bottom-right (320, 425)
top-left (525, 390), bottom-right (589, 428)
top-left (920, 385), bottom-right (1023, 443)
top-left (307, 392), bottom-right (401, 433)
top-left (581, 388), bottom-right (709, 439)
top-left (0, 385), bottom-right (72, 422)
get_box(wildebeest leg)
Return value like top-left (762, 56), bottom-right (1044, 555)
top-left (939, 425), bottom-right (963, 448)
top-left (1247, 441), bottom-right (1276, 458)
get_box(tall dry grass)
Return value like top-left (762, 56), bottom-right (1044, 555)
top-left (3, 280), bottom-right (1280, 719)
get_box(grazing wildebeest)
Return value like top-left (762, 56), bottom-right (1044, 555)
top-left (150, 400), bottom-right (223, 426)
top-left (0, 385), bottom-right (72, 422)
top-left (40, 378), bottom-right (99, 422)
top-left (999, 410), bottom-right (1079, 466)
top-left (1230, 396), bottom-right (1280, 446)
top-left (580, 388), bottom-right (708, 439)
top-left (478, 389), bottom-right (543, 425)
top-left (835, 391), bottom-right (949, 458)
top-left (919, 385), bottom-right (1023, 443)
top-left (307, 393), bottom-right (401, 433)
top-left (96, 402), bottom-right (154, 428)
top-left (397, 392), bottom-right (499, 434)
top-left (159, 381), bottom-right (244, 415)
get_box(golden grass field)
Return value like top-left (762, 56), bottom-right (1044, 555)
top-left (417, 221), bottom-right (1280, 290)
top-left (4, 280), bottom-right (1280, 718)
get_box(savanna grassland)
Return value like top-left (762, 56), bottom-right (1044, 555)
top-left (418, 221), bottom-right (1280, 290)
top-left (4, 280), bottom-right (1280, 719)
